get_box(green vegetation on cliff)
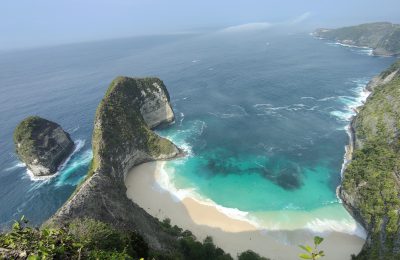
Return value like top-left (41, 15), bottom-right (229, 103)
top-left (314, 22), bottom-right (400, 56)
top-left (0, 217), bottom-right (268, 260)
top-left (0, 217), bottom-right (147, 259)
top-left (341, 60), bottom-right (400, 259)
top-left (13, 116), bottom-right (42, 159)
top-left (92, 76), bottom-right (178, 175)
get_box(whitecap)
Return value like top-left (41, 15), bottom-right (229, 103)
top-left (317, 96), bottom-right (336, 102)
top-left (158, 120), bottom-right (206, 157)
top-left (208, 105), bottom-right (248, 119)
top-left (253, 103), bottom-right (318, 115)
top-left (330, 110), bottom-right (354, 121)
top-left (179, 112), bottom-right (185, 126)
top-left (67, 125), bottom-right (80, 133)
top-left (4, 162), bottom-right (25, 172)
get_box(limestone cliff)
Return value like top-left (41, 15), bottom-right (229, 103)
top-left (48, 76), bottom-right (181, 250)
top-left (313, 22), bottom-right (400, 56)
top-left (340, 60), bottom-right (400, 259)
top-left (13, 116), bottom-right (74, 176)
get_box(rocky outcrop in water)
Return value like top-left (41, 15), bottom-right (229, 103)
top-left (14, 116), bottom-right (74, 176)
top-left (340, 60), bottom-right (400, 259)
top-left (313, 22), bottom-right (400, 56)
top-left (47, 77), bottom-right (181, 250)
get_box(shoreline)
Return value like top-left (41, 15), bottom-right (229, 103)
top-left (125, 161), bottom-right (365, 260)
top-left (336, 81), bottom-right (373, 227)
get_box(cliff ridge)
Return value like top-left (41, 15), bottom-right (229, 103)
top-left (48, 76), bottom-right (182, 250)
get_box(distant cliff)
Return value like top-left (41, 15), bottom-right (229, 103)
top-left (340, 60), bottom-right (400, 259)
top-left (14, 116), bottom-right (74, 176)
top-left (48, 77), bottom-right (182, 250)
top-left (313, 22), bottom-right (400, 56)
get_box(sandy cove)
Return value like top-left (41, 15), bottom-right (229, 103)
top-left (125, 161), bottom-right (365, 260)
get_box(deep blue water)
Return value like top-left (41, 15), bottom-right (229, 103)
top-left (0, 29), bottom-right (395, 229)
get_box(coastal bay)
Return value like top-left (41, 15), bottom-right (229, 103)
top-left (126, 161), bottom-right (365, 259)
top-left (0, 30), bottom-right (396, 259)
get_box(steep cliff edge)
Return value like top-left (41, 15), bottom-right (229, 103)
top-left (313, 22), bottom-right (400, 56)
top-left (340, 60), bottom-right (400, 259)
top-left (14, 116), bottom-right (74, 176)
top-left (48, 77), bottom-right (181, 250)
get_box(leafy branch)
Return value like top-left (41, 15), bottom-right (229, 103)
top-left (298, 236), bottom-right (325, 259)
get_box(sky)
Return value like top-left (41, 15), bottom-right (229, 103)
top-left (1, 0), bottom-right (400, 50)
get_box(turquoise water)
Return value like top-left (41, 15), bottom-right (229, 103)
top-left (0, 29), bottom-right (395, 230)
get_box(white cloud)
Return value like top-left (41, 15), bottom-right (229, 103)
top-left (290, 12), bottom-right (312, 24)
top-left (218, 12), bottom-right (311, 34)
top-left (221, 22), bottom-right (272, 33)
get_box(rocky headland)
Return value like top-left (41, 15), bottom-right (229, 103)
top-left (340, 60), bottom-right (400, 259)
top-left (313, 22), bottom-right (400, 56)
top-left (47, 76), bottom-right (183, 251)
top-left (13, 116), bottom-right (75, 176)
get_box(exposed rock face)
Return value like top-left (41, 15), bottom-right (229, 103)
top-left (14, 116), bottom-right (74, 176)
top-left (139, 81), bottom-right (175, 128)
top-left (313, 22), bottom-right (400, 56)
top-left (340, 60), bottom-right (400, 259)
top-left (366, 63), bottom-right (400, 92)
top-left (48, 77), bottom-right (181, 250)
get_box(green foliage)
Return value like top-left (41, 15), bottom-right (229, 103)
top-left (238, 250), bottom-right (270, 260)
top-left (177, 236), bottom-right (232, 260)
top-left (87, 249), bottom-right (132, 259)
top-left (342, 62), bottom-right (400, 258)
top-left (68, 218), bottom-right (148, 259)
top-left (159, 218), bottom-right (185, 237)
top-left (13, 116), bottom-right (43, 163)
top-left (298, 236), bottom-right (325, 260)
top-left (0, 216), bottom-right (82, 259)
top-left (152, 218), bottom-right (234, 260)
top-left (3, 217), bottom-right (273, 260)
top-left (0, 217), bottom-right (146, 260)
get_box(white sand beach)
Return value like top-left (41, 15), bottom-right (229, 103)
top-left (125, 161), bottom-right (365, 260)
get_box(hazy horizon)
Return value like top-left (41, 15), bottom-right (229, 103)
top-left (1, 0), bottom-right (400, 51)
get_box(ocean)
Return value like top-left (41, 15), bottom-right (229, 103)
top-left (0, 28), bottom-right (395, 234)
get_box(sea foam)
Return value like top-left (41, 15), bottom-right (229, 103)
top-left (305, 218), bottom-right (367, 238)
top-left (330, 78), bottom-right (371, 123)
top-left (156, 161), bottom-right (366, 238)
top-left (326, 42), bottom-right (374, 56)
top-left (156, 163), bottom-right (260, 228)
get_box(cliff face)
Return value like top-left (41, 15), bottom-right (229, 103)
top-left (340, 60), bottom-right (400, 259)
top-left (13, 116), bottom-right (74, 176)
top-left (91, 76), bottom-right (179, 181)
top-left (313, 22), bottom-right (400, 56)
top-left (48, 77), bottom-right (181, 250)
